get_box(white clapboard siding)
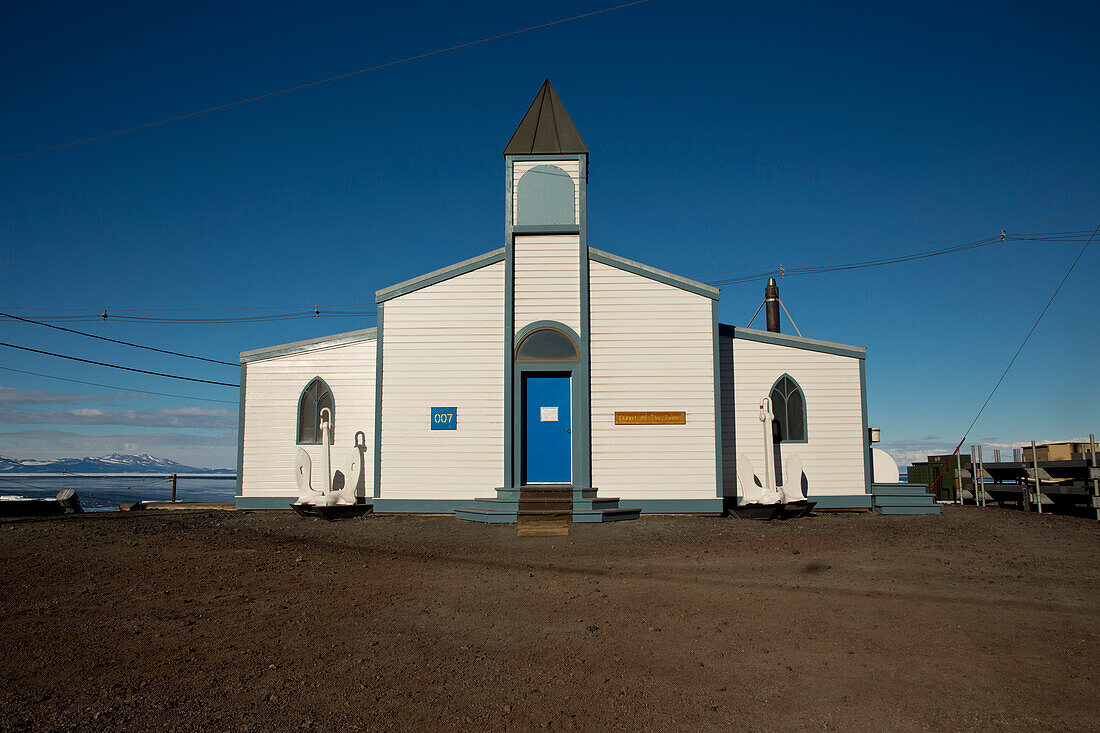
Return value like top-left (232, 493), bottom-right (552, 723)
top-left (380, 262), bottom-right (505, 498)
top-left (241, 339), bottom-right (376, 499)
top-left (589, 261), bottom-right (716, 500)
top-left (730, 339), bottom-right (865, 497)
top-left (512, 160), bottom-right (580, 225)
top-left (513, 234), bottom-right (580, 334)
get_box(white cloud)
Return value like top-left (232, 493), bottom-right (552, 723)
top-left (880, 435), bottom-right (1096, 467)
top-left (0, 385), bottom-right (126, 405)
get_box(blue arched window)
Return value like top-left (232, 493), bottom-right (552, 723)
top-left (297, 377), bottom-right (334, 445)
top-left (516, 165), bottom-right (574, 226)
top-left (770, 375), bottom-right (806, 443)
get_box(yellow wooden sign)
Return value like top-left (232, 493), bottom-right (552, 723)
top-left (614, 411), bottom-right (687, 425)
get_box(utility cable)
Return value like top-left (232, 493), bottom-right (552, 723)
top-left (9, 309), bottom-right (376, 324)
top-left (0, 342), bottom-right (239, 387)
top-left (0, 311), bottom-right (237, 366)
top-left (697, 207), bottom-right (1100, 281)
top-left (0, 1), bottom-right (651, 163)
top-left (0, 365), bottom-right (238, 404)
top-left (927, 220), bottom-right (1100, 493)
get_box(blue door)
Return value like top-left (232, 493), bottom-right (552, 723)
top-left (524, 375), bottom-right (572, 483)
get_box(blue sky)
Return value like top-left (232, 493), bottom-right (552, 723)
top-left (1, 0), bottom-right (1097, 468)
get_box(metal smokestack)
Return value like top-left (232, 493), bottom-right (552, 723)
top-left (765, 278), bottom-right (780, 333)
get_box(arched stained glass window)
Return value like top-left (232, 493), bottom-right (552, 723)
top-left (515, 328), bottom-right (578, 363)
top-left (517, 165), bottom-right (575, 226)
top-left (770, 375), bottom-right (806, 443)
top-left (297, 377), bottom-right (334, 444)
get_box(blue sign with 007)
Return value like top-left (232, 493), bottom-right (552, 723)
top-left (430, 407), bottom-right (457, 430)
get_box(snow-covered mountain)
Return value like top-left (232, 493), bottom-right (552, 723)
top-left (0, 453), bottom-right (233, 474)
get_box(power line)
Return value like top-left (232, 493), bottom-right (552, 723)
top-left (0, 302), bottom-right (377, 313)
top-left (0, 342), bottom-right (239, 388)
top-left (0, 365), bottom-right (238, 404)
top-left (0, 1), bottom-right (651, 164)
top-left (5, 309), bottom-right (377, 324)
top-left (928, 220), bottom-right (1100, 493)
top-left (0, 311), bottom-right (237, 366)
top-left (701, 230), bottom-right (1097, 287)
top-left (696, 207), bottom-right (1100, 282)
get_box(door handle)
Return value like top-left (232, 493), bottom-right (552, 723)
top-left (566, 428), bottom-right (571, 434)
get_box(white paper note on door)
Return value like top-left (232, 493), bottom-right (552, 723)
top-left (540, 406), bottom-right (559, 422)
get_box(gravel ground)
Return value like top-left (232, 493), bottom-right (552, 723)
top-left (1, 506), bottom-right (1097, 731)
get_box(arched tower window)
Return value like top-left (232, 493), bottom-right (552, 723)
top-left (297, 377), bottom-right (334, 445)
top-left (770, 375), bottom-right (806, 443)
top-left (516, 165), bottom-right (574, 226)
top-left (515, 328), bottom-right (578, 363)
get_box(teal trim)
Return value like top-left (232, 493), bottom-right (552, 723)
top-left (373, 304), bottom-right (383, 499)
top-left (515, 165), bottom-right (575, 227)
top-left (235, 364), bottom-right (246, 497)
top-left (511, 320), bottom-right (588, 490)
top-left (504, 154), bottom-right (584, 161)
top-left (728, 494), bottom-right (872, 509)
top-left (769, 373), bottom-right (808, 444)
top-left (296, 377), bottom-right (335, 446)
top-left (504, 155), bottom-right (516, 487)
top-left (504, 153), bottom-right (591, 491)
top-left (514, 320), bottom-right (581, 356)
top-left (576, 154), bottom-right (591, 490)
top-left (588, 247), bottom-right (720, 300)
top-left (712, 301), bottom-right (723, 500)
top-left (374, 249), bottom-right (505, 303)
top-left (860, 359), bottom-right (871, 495)
top-left (240, 327), bottom-right (377, 363)
top-left (722, 335), bottom-right (736, 498)
top-left (723, 326), bottom-right (866, 360)
top-left (627, 498), bottom-right (724, 514)
top-left (810, 494), bottom-right (872, 509)
top-left (455, 508), bottom-right (519, 523)
top-left (513, 225), bottom-right (580, 234)
top-left (235, 496), bottom-right (297, 510)
top-left (373, 499), bottom-right (470, 513)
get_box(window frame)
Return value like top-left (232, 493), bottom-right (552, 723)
top-left (514, 327), bottom-right (579, 363)
top-left (516, 164), bottom-right (576, 227)
top-left (769, 374), bottom-right (807, 444)
top-left (296, 376), bottom-right (335, 445)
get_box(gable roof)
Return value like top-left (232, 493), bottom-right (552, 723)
top-left (588, 247), bottom-right (720, 300)
top-left (504, 79), bottom-right (588, 155)
top-left (240, 327), bottom-right (377, 363)
top-left (719, 325), bottom-right (866, 360)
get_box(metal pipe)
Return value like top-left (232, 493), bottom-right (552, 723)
top-left (1090, 433), bottom-right (1098, 522)
top-left (969, 445), bottom-right (977, 505)
top-left (765, 278), bottom-right (780, 333)
top-left (1031, 440), bottom-right (1042, 514)
top-left (981, 442), bottom-right (990, 506)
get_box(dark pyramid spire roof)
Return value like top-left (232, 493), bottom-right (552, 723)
top-left (504, 79), bottom-right (588, 155)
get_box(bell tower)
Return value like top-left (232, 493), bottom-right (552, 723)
top-left (502, 80), bottom-right (591, 490)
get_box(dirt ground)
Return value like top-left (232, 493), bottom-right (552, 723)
top-left (1, 506), bottom-right (1097, 732)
